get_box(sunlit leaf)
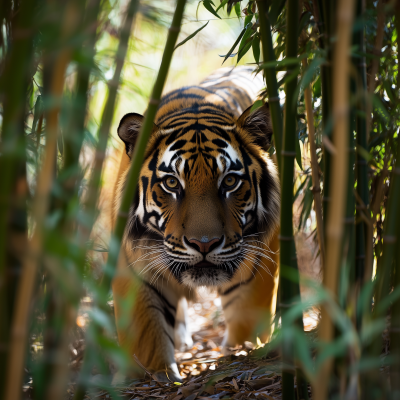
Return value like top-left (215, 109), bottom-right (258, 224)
top-left (174, 21), bottom-right (209, 50)
top-left (221, 23), bottom-right (249, 64)
top-left (215, 0), bottom-right (229, 13)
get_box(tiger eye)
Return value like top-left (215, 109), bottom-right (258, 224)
top-left (165, 177), bottom-right (178, 189)
top-left (223, 175), bottom-right (236, 187)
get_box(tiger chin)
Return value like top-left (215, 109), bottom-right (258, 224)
top-left (111, 67), bottom-right (280, 383)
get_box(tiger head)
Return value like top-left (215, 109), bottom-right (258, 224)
top-left (117, 101), bottom-right (280, 288)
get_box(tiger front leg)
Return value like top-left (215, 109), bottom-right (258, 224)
top-left (112, 276), bottom-right (181, 383)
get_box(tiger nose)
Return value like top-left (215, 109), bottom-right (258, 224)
top-left (185, 236), bottom-right (223, 254)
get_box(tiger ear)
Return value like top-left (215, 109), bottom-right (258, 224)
top-left (237, 102), bottom-right (273, 150)
top-left (118, 113), bottom-right (159, 158)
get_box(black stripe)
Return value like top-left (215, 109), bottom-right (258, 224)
top-left (219, 270), bottom-right (256, 296)
top-left (222, 294), bottom-right (240, 310)
top-left (148, 305), bottom-right (176, 328)
top-left (164, 329), bottom-right (175, 346)
top-left (143, 281), bottom-right (177, 312)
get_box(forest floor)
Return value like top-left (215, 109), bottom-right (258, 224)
top-left (49, 283), bottom-right (317, 400)
top-left (60, 289), bottom-right (318, 400)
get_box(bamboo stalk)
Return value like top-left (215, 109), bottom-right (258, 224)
top-left (64, 0), bottom-right (101, 173)
top-left (73, 1), bottom-right (186, 397)
top-left (314, 0), bottom-right (355, 398)
top-left (374, 136), bottom-right (400, 320)
top-left (316, 0), bottom-right (335, 245)
top-left (256, 0), bottom-right (283, 172)
top-left (102, 0), bottom-right (187, 292)
top-left (81, 0), bottom-right (139, 240)
top-left (390, 212), bottom-right (400, 395)
top-left (0, 1), bottom-right (37, 396)
top-left (366, 0), bottom-right (385, 141)
top-left (279, 0), bottom-right (299, 399)
top-left (302, 58), bottom-right (325, 268)
top-left (354, 0), bottom-right (369, 330)
top-left (41, 2), bottom-right (101, 399)
top-left (389, 16), bottom-right (400, 387)
top-left (4, 23), bottom-right (73, 400)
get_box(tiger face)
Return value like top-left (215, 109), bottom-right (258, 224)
top-left (117, 102), bottom-right (280, 288)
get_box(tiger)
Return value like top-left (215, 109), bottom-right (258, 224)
top-left (111, 66), bottom-right (280, 382)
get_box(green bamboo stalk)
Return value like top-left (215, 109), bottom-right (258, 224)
top-left (73, 1), bottom-right (186, 397)
top-left (374, 136), bottom-right (400, 323)
top-left (340, 77), bottom-right (355, 310)
top-left (314, 0), bottom-right (355, 398)
top-left (390, 8), bottom-right (400, 392)
top-left (0, 1), bottom-right (37, 397)
top-left (64, 0), bottom-right (101, 174)
top-left (279, 0), bottom-right (299, 399)
top-left (390, 213), bottom-right (400, 395)
top-left (289, 243), bottom-right (309, 400)
top-left (256, 0), bottom-right (283, 172)
top-left (354, 0), bottom-right (369, 329)
top-left (366, 0), bottom-right (384, 142)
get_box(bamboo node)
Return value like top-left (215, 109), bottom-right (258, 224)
top-left (382, 235), bottom-right (396, 244)
top-left (149, 98), bottom-right (160, 105)
top-left (281, 151), bottom-right (296, 157)
top-left (278, 235), bottom-right (293, 241)
top-left (169, 26), bottom-right (180, 33)
top-left (310, 186), bottom-right (321, 193)
top-left (268, 96), bottom-right (280, 102)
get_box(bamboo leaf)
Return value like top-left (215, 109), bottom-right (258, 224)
top-left (234, 2), bottom-right (241, 18)
top-left (269, 0), bottom-right (286, 26)
top-left (244, 13), bottom-right (253, 26)
top-left (371, 93), bottom-right (390, 121)
top-left (221, 24), bottom-right (249, 64)
top-left (238, 22), bottom-right (254, 53)
top-left (215, 0), bottom-right (229, 13)
top-left (237, 35), bottom-right (254, 63)
top-left (174, 21), bottom-right (209, 50)
top-left (298, 11), bottom-right (312, 36)
top-left (295, 133), bottom-right (303, 170)
top-left (202, 0), bottom-right (221, 19)
top-left (32, 95), bottom-right (43, 128)
top-left (250, 99), bottom-right (263, 112)
top-left (252, 33), bottom-right (260, 64)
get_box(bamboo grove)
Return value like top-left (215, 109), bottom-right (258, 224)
top-left (0, 0), bottom-right (400, 399)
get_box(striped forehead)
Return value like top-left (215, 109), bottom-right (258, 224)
top-left (158, 128), bottom-right (244, 176)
